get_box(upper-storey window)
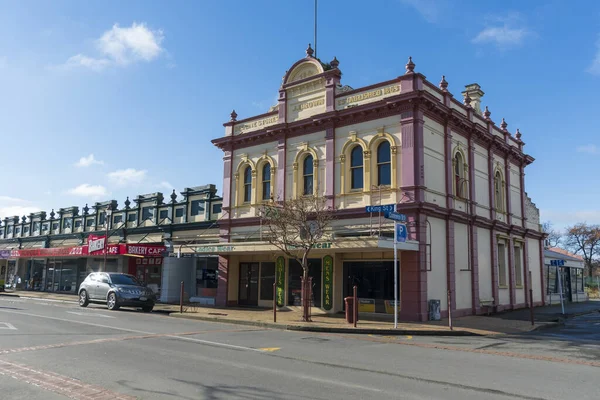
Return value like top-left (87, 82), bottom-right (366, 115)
top-left (303, 155), bottom-right (314, 195)
top-left (262, 163), bottom-right (271, 201)
top-left (494, 170), bottom-right (504, 212)
top-left (142, 207), bottom-right (154, 221)
top-left (243, 166), bottom-right (252, 203)
top-left (377, 141), bottom-right (391, 186)
top-left (454, 151), bottom-right (467, 199)
top-left (63, 218), bottom-right (72, 230)
top-left (191, 200), bottom-right (204, 216)
top-left (350, 146), bottom-right (363, 190)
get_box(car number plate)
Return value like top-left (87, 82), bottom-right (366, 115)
top-left (139, 296), bottom-right (147, 301)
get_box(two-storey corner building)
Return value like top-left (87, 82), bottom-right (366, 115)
top-left (0, 184), bottom-right (223, 304)
top-left (209, 46), bottom-right (545, 321)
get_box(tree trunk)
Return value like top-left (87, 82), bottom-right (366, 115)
top-left (302, 253), bottom-right (310, 322)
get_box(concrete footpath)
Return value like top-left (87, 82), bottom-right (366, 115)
top-left (3, 290), bottom-right (598, 336)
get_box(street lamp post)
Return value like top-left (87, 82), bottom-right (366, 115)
top-left (103, 207), bottom-right (112, 272)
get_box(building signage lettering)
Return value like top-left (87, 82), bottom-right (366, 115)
top-left (288, 242), bottom-right (332, 250)
top-left (276, 256), bottom-right (285, 307)
top-left (234, 115), bottom-right (279, 134)
top-left (337, 85), bottom-right (400, 107)
top-left (292, 98), bottom-right (325, 112)
top-left (126, 245), bottom-right (165, 256)
top-left (194, 245), bottom-right (235, 253)
top-left (0, 250), bottom-right (10, 259)
top-left (322, 255), bottom-right (333, 311)
top-left (88, 235), bottom-right (106, 253)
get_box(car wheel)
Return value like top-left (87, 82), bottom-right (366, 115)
top-left (79, 290), bottom-right (89, 307)
top-left (107, 293), bottom-right (120, 310)
top-left (142, 306), bottom-right (153, 313)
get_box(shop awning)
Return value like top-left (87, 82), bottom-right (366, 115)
top-left (182, 237), bottom-right (420, 255)
top-left (10, 243), bottom-right (166, 259)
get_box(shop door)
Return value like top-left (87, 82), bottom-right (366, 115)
top-left (239, 263), bottom-right (259, 306)
top-left (564, 268), bottom-right (573, 302)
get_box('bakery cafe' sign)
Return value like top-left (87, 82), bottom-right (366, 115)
top-left (9, 243), bottom-right (166, 258)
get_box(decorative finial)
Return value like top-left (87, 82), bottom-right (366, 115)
top-left (306, 43), bottom-right (314, 57)
top-left (124, 197), bottom-right (131, 209)
top-left (483, 106), bottom-right (491, 120)
top-left (50, 209), bottom-right (55, 219)
top-left (83, 204), bottom-right (89, 215)
top-left (230, 110), bottom-right (237, 122)
top-left (405, 56), bottom-right (415, 74)
top-left (22, 216), bottom-right (27, 223)
top-left (515, 129), bottom-right (522, 140)
top-left (439, 75), bottom-right (448, 91)
top-left (463, 92), bottom-right (472, 107)
top-left (170, 189), bottom-right (177, 203)
top-left (500, 118), bottom-right (508, 131)
top-left (330, 56), bottom-right (339, 69)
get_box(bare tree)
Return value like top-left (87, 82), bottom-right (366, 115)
top-left (542, 221), bottom-right (562, 248)
top-left (261, 196), bottom-right (335, 321)
top-left (564, 223), bottom-right (600, 277)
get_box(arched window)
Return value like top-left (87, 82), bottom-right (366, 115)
top-left (454, 152), bottom-right (464, 198)
top-left (377, 141), bottom-right (391, 186)
top-left (262, 163), bottom-right (271, 201)
top-left (243, 166), bottom-right (252, 203)
top-left (303, 155), bottom-right (314, 195)
top-left (494, 171), bottom-right (503, 212)
top-left (350, 146), bottom-right (363, 190)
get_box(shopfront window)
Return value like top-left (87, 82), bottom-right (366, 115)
top-left (288, 259), bottom-right (321, 307)
top-left (260, 262), bottom-right (275, 300)
top-left (343, 260), bottom-right (398, 313)
top-left (27, 259), bottom-right (46, 291)
top-left (196, 257), bottom-right (218, 297)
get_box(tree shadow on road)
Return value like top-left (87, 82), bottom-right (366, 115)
top-left (117, 378), bottom-right (319, 400)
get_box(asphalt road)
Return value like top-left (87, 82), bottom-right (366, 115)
top-left (0, 297), bottom-right (598, 400)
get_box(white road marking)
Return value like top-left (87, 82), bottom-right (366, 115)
top-left (0, 309), bottom-right (261, 352)
top-left (66, 311), bottom-right (115, 318)
top-left (0, 322), bottom-right (17, 330)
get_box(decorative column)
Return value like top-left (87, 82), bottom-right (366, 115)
top-left (216, 255), bottom-right (229, 307)
top-left (468, 136), bottom-right (480, 313)
top-left (277, 138), bottom-right (286, 201)
top-left (523, 238), bottom-right (530, 306)
top-left (444, 124), bottom-right (454, 210)
top-left (539, 239), bottom-right (546, 305)
top-left (325, 127), bottom-right (335, 209)
top-left (325, 57), bottom-right (340, 113)
top-left (446, 218), bottom-right (456, 313)
top-left (490, 230), bottom-right (499, 312)
top-left (400, 212), bottom-right (428, 321)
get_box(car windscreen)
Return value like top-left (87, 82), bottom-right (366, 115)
top-left (109, 274), bottom-right (142, 286)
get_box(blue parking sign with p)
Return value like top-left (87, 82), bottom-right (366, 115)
top-left (395, 223), bottom-right (407, 243)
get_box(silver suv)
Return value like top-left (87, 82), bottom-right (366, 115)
top-left (78, 272), bottom-right (155, 312)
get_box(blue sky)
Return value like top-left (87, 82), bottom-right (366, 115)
top-left (0, 0), bottom-right (599, 231)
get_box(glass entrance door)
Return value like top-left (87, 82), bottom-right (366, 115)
top-left (239, 263), bottom-right (259, 306)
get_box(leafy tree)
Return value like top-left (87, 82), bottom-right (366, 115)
top-left (262, 196), bottom-right (335, 321)
top-left (564, 223), bottom-right (600, 277)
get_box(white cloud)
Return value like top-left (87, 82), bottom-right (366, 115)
top-left (64, 54), bottom-right (111, 71)
top-left (0, 196), bottom-right (39, 218)
top-left (472, 13), bottom-right (531, 48)
top-left (576, 144), bottom-right (600, 154)
top-left (587, 34), bottom-right (600, 75)
top-left (541, 209), bottom-right (600, 231)
top-left (108, 168), bottom-right (147, 186)
top-left (61, 22), bottom-right (164, 71)
top-left (399, 0), bottom-right (442, 23)
top-left (157, 181), bottom-right (173, 190)
top-left (67, 184), bottom-right (109, 198)
top-left (75, 153), bottom-right (104, 167)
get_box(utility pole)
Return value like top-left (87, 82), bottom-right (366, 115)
top-left (103, 206), bottom-right (112, 272)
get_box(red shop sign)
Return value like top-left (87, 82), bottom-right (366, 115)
top-left (121, 244), bottom-right (166, 257)
top-left (10, 246), bottom-right (88, 258)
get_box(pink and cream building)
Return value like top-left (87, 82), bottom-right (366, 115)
top-left (210, 46), bottom-right (546, 321)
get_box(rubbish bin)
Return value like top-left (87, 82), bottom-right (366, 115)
top-left (428, 299), bottom-right (441, 321)
top-left (344, 296), bottom-right (355, 324)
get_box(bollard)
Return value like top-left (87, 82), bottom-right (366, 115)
top-left (179, 281), bottom-right (184, 314)
top-left (447, 290), bottom-right (453, 331)
top-left (529, 271), bottom-right (535, 326)
top-left (353, 285), bottom-right (358, 328)
top-left (273, 282), bottom-right (277, 323)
